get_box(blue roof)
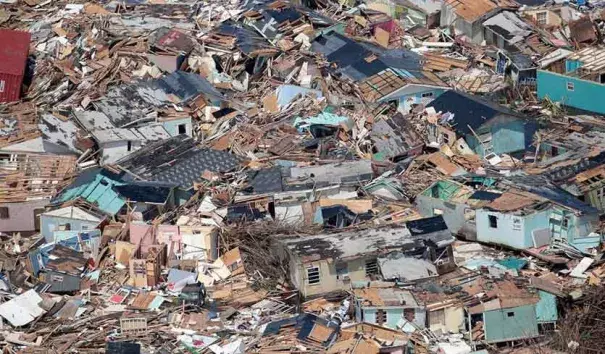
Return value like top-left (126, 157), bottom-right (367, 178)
top-left (53, 168), bottom-right (126, 215)
top-left (155, 71), bottom-right (225, 103)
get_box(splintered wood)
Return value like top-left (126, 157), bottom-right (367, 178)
top-left (0, 154), bottom-right (76, 203)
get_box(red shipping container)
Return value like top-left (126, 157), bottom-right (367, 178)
top-left (0, 29), bottom-right (31, 102)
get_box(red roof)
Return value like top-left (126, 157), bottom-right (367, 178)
top-left (0, 29), bottom-right (31, 76)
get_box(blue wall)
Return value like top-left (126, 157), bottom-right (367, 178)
top-left (476, 210), bottom-right (533, 249)
top-left (483, 304), bottom-right (539, 343)
top-left (464, 118), bottom-right (534, 158)
top-left (396, 88), bottom-right (446, 113)
top-left (537, 70), bottom-right (605, 115)
top-left (40, 215), bottom-right (100, 242)
top-left (162, 117), bottom-right (192, 137)
top-left (361, 307), bottom-right (426, 329)
top-left (536, 290), bottom-right (558, 323)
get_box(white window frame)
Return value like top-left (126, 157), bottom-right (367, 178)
top-left (306, 266), bottom-right (321, 285)
top-left (0, 80), bottom-right (5, 93)
top-left (536, 12), bottom-right (547, 26)
top-left (567, 82), bottom-right (574, 91)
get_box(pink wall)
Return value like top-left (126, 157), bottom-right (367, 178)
top-left (0, 199), bottom-right (48, 233)
top-left (129, 223), bottom-right (155, 254)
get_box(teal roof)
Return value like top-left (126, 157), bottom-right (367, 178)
top-left (54, 169), bottom-right (126, 215)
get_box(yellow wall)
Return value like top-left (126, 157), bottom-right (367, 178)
top-left (523, 9), bottom-right (562, 27)
top-left (429, 305), bottom-right (465, 334)
top-left (297, 257), bottom-right (373, 297)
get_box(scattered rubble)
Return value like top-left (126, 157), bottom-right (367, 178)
top-left (0, 0), bottom-right (604, 353)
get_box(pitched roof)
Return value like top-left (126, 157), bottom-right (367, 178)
top-left (427, 90), bottom-right (523, 135)
top-left (42, 206), bottom-right (103, 223)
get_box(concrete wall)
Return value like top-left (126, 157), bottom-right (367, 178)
top-left (40, 215), bottom-right (100, 242)
top-left (537, 70), bottom-right (605, 115)
top-left (483, 304), bottom-right (539, 343)
top-left (0, 199), bottom-right (48, 233)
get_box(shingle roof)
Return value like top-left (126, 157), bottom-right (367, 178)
top-left (117, 136), bottom-right (242, 189)
top-left (427, 90), bottom-right (523, 136)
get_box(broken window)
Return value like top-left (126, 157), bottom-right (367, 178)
top-left (429, 309), bottom-right (445, 326)
top-left (567, 82), bottom-right (574, 91)
top-left (178, 124), bottom-right (187, 135)
top-left (307, 266), bottom-right (320, 285)
top-left (489, 215), bottom-right (498, 228)
top-left (440, 132), bottom-right (450, 144)
top-left (335, 262), bottom-right (348, 279)
top-left (404, 308), bottom-right (415, 322)
top-left (536, 12), bottom-right (547, 26)
top-left (0, 207), bottom-right (8, 219)
top-left (512, 218), bottom-right (522, 231)
top-left (376, 309), bottom-right (387, 325)
top-left (365, 258), bottom-right (378, 276)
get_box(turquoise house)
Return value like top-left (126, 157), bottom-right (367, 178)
top-left (427, 91), bottom-right (537, 158)
top-left (537, 47), bottom-right (605, 115)
top-left (467, 279), bottom-right (541, 345)
top-left (475, 187), bottom-right (601, 252)
top-left (354, 287), bottom-right (426, 330)
top-left (480, 304), bottom-right (540, 343)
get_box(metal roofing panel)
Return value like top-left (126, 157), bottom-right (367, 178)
top-left (0, 289), bottom-right (45, 327)
top-left (0, 29), bottom-right (31, 76)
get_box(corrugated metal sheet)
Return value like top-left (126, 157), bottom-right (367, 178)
top-left (0, 29), bottom-right (31, 102)
top-left (0, 73), bottom-right (23, 102)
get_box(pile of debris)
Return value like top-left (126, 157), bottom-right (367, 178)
top-left (2, 0), bottom-right (605, 353)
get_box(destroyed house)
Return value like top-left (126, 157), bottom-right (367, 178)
top-left (482, 12), bottom-right (532, 52)
top-left (89, 125), bottom-right (171, 165)
top-left (52, 168), bottom-right (176, 218)
top-left (0, 29), bottom-right (31, 103)
top-left (0, 112), bottom-right (81, 155)
top-left (415, 179), bottom-right (498, 241)
top-left (40, 205), bottom-right (104, 243)
top-left (498, 176), bottom-right (601, 253)
top-left (391, 0), bottom-right (442, 29)
top-left (440, 0), bottom-right (518, 44)
top-left (370, 113), bottom-right (424, 161)
top-left (426, 90), bottom-right (537, 158)
top-left (0, 154), bottom-right (76, 234)
top-left (353, 287), bottom-right (426, 330)
top-left (311, 32), bottom-right (448, 112)
top-left (538, 47), bottom-right (605, 115)
top-left (277, 216), bottom-right (454, 297)
top-left (464, 278), bottom-right (540, 345)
